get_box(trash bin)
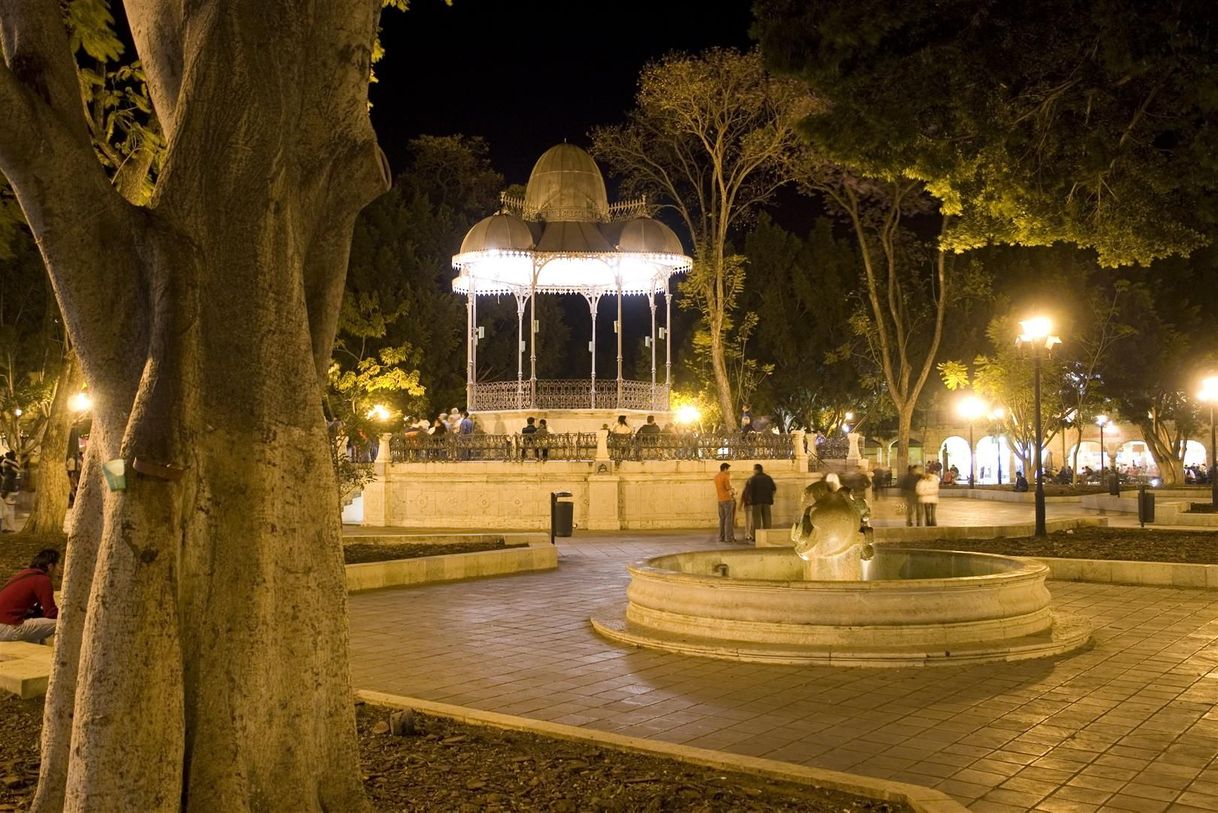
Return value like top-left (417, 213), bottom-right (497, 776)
top-left (1108, 471), bottom-right (1120, 496)
top-left (1137, 486), bottom-right (1155, 527)
top-left (550, 491), bottom-right (573, 543)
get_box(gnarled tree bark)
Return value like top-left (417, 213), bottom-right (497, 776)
top-left (1, 2), bottom-right (390, 809)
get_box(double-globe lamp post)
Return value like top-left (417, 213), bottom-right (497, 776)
top-left (1095, 414), bottom-right (1109, 485)
top-left (1198, 376), bottom-right (1218, 507)
top-left (956, 394), bottom-right (986, 487)
top-left (1018, 316), bottom-right (1061, 538)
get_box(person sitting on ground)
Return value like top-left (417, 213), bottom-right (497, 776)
top-left (0, 549), bottom-right (60, 643)
top-left (1013, 471), bottom-right (1029, 492)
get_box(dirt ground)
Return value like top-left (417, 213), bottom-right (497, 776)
top-left (888, 524), bottom-right (1218, 564)
top-left (343, 539), bottom-right (523, 564)
top-left (0, 695), bottom-right (904, 811)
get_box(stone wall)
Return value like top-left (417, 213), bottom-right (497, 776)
top-left (361, 456), bottom-right (819, 531)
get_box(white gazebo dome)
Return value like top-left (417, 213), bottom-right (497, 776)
top-left (459, 212), bottom-right (535, 254)
top-left (523, 144), bottom-right (610, 222)
top-left (617, 217), bottom-right (684, 255)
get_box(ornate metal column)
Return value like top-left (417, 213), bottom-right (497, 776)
top-left (529, 269), bottom-right (537, 409)
top-left (465, 289), bottom-right (474, 410)
top-left (584, 291), bottom-right (602, 409)
top-left (664, 278), bottom-right (672, 393)
top-left (514, 292), bottom-right (528, 410)
top-left (647, 290), bottom-right (657, 409)
top-left (616, 281), bottom-right (623, 408)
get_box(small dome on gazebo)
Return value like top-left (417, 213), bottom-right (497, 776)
top-left (459, 212), bottom-right (535, 254)
top-left (616, 217), bottom-right (684, 255)
top-left (523, 144), bottom-right (609, 222)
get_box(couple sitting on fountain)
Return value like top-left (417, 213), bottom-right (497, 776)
top-left (791, 472), bottom-right (875, 580)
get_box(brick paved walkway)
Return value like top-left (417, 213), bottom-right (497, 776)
top-left (348, 510), bottom-right (1218, 812)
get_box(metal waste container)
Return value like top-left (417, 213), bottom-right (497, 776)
top-left (1137, 486), bottom-right (1155, 527)
top-left (550, 491), bottom-right (573, 543)
top-left (1108, 471), bottom-right (1120, 496)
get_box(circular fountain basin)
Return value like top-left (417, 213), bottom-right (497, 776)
top-left (590, 548), bottom-right (1090, 666)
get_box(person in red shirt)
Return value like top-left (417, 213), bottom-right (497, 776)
top-left (0, 548), bottom-right (59, 643)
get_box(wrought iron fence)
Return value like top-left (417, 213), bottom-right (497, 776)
top-left (387, 431), bottom-right (796, 464)
top-left (607, 431), bottom-right (795, 462)
top-left (469, 379), bottom-right (669, 411)
top-left (389, 432), bottom-right (598, 463)
top-left (815, 436), bottom-right (850, 459)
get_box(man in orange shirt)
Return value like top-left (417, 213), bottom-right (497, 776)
top-left (714, 462), bottom-right (736, 543)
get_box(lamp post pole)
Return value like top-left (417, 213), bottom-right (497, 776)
top-left (1098, 420), bottom-right (1105, 480)
top-left (1210, 404), bottom-right (1217, 507)
top-left (968, 421), bottom-right (975, 487)
top-left (1033, 348), bottom-right (1046, 537)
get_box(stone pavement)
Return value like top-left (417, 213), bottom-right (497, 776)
top-left (347, 508), bottom-right (1218, 812)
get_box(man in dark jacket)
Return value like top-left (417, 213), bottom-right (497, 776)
top-left (741, 464), bottom-right (777, 541)
top-left (898, 465), bottom-right (921, 526)
top-left (0, 548), bottom-right (59, 643)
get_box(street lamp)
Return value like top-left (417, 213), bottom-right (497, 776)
top-left (991, 406), bottom-right (1006, 484)
top-left (1198, 376), bottom-right (1218, 507)
top-left (1018, 316), bottom-right (1061, 538)
top-left (1095, 414), bottom-right (1108, 478)
top-left (956, 394), bottom-right (986, 487)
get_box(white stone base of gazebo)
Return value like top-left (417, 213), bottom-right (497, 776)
top-left (470, 409), bottom-right (674, 435)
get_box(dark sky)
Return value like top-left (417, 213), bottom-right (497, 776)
top-left (370, 0), bottom-right (756, 184)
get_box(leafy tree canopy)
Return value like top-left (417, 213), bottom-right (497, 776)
top-left (755, 0), bottom-right (1218, 266)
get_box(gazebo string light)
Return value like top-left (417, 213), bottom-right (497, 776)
top-left (452, 144), bottom-right (691, 411)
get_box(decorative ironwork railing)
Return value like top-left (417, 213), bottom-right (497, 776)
top-left (816, 437), bottom-right (850, 459)
top-left (387, 431), bottom-right (797, 464)
top-left (607, 431), bottom-right (795, 462)
top-left (470, 379), bottom-right (670, 412)
top-left (389, 432), bottom-right (599, 463)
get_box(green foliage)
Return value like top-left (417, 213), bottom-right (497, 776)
top-left (755, 0), bottom-right (1218, 266)
top-left (742, 215), bottom-right (867, 429)
top-left (341, 135), bottom-right (521, 414)
top-left (65, 0), bottom-right (123, 62)
top-left (592, 49), bottom-right (815, 424)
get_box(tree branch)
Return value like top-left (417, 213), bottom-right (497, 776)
top-left (0, 1), bottom-right (85, 134)
top-left (123, 0), bottom-right (184, 139)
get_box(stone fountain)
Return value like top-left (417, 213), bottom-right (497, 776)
top-left (591, 475), bottom-right (1090, 666)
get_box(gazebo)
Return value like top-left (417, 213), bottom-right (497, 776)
top-left (452, 144), bottom-right (691, 428)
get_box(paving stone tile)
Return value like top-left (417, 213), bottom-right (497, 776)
top-left (346, 529), bottom-right (1218, 810)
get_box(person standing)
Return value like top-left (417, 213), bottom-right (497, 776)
top-left (741, 463), bottom-right (776, 542)
top-left (897, 465), bottom-right (920, 527)
top-left (714, 462), bottom-right (736, 544)
top-left (0, 549), bottom-right (59, 643)
top-left (916, 471), bottom-right (940, 527)
top-left (0, 451), bottom-right (21, 533)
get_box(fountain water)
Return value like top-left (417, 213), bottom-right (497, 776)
top-left (591, 476), bottom-right (1091, 666)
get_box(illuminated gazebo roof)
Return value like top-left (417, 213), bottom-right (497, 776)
top-left (451, 144), bottom-right (691, 414)
top-left (452, 144), bottom-right (691, 297)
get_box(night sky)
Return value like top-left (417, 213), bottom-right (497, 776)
top-left (370, 0), bottom-right (755, 185)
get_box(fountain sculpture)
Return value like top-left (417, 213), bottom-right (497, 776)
top-left (591, 476), bottom-right (1090, 666)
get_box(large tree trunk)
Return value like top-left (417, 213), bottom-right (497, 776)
top-left (708, 321), bottom-right (735, 431)
top-left (1139, 419), bottom-right (1184, 486)
top-left (23, 351), bottom-right (81, 536)
top-left (894, 404), bottom-right (914, 473)
top-left (1, 2), bottom-right (390, 809)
